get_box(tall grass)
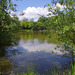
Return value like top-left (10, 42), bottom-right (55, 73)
top-left (18, 62), bottom-right (75, 75)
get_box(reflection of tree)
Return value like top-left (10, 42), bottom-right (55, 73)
top-left (0, 31), bottom-right (20, 75)
top-left (17, 31), bottom-right (62, 45)
top-left (0, 31), bottom-right (20, 56)
top-left (0, 57), bottom-right (13, 75)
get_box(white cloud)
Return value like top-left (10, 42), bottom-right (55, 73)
top-left (18, 7), bottom-right (52, 21)
top-left (53, 3), bottom-right (66, 11)
top-left (16, 3), bottom-right (66, 21)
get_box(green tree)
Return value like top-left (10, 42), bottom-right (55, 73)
top-left (0, 0), bottom-right (17, 31)
top-left (0, 0), bottom-right (18, 50)
top-left (29, 18), bottom-right (34, 29)
top-left (37, 16), bottom-right (47, 30)
top-left (20, 18), bottom-right (29, 29)
top-left (49, 0), bottom-right (75, 44)
top-left (47, 0), bottom-right (75, 63)
top-left (11, 14), bottom-right (20, 30)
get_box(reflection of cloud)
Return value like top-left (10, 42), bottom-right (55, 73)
top-left (17, 39), bottom-right (68, 55)
top-left (10, 39), bottom-right (71, 74)
top-left (12, 45), bottom-right (71, 74)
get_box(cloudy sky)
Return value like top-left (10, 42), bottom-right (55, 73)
top-left (17, 7), bottom-right (52, 21)
top-left (12, 0), bottom-right (65, 21)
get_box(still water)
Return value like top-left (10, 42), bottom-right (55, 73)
top-left (0, 31), bottom-right (72, 75)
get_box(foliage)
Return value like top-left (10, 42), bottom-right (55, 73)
top-left (46, 0), bottom-right (75, 58)
top-left (20, 18), bottom-right (29, 29)
top-left (20, 16), bottom-right (47, 30)
top-left (48, 1), bottom-right (75, 73)
top-left (0, 0), bottom-right (17, 30)
top-left (49, 0), bottom-right (75, 44)
top-left (10, 14), bottom-right (20, 30)
top-left (0, 0), bottom-right (20, 50)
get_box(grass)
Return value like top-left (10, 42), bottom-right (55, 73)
top-left (17, 62), bottom-right (75, 75)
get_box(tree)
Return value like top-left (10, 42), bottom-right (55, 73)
top-left (0, 0), bottom-right (17, 31)
top-left (48, 0), bottom-right (75, 63)
top-left (11, 14), bottom-right (20, 30)
top-left (37, 16), bottom-right (47, 30)
top-left (48, 0), bottom-right (75, 44)
top-left (0, 0), bottom-right (18, 50)
top-left (29, 18), bottom-right (35, 29)
top-left (20, 18), bottom-right (30, 29)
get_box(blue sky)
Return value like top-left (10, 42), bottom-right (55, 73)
top-left (13, 0), bottom-right (52, 12)
top-left (12, 0), bottom-right (64, 21)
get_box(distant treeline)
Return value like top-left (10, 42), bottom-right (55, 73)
top-left (20, 16), bottom-right (58, 30)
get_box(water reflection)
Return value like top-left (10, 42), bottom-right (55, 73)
top-left (9, 32), bottom-right (72, 75)
top-left (0, 32), bottom-right (20, 75)
top-left (0, 31), bottom-right (72, 75)
top-left (16, 31), bottom-right (62, 45)
top-left (16, 39), bottom-right (68, 55)
top-left (0, 57), bottom-right (13, 75)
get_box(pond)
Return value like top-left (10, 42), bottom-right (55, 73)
top-left (0, 31), bottom-right (72, 75)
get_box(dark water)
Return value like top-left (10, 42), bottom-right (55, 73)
top-left (0, 31), bottom-right (72, 75)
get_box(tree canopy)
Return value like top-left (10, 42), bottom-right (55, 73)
top-left (0, 0), bottom-right (20, 50)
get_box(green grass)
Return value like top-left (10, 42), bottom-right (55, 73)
top-left (20, 72), bottom-right (34, 75)
top-left (18, 62), bottom-right (75, 75)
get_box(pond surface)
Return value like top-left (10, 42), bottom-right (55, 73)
top-left (0, 31), bottom-right (72, 75)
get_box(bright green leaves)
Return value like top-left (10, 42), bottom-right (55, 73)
top-left (20, 18), bottom-right (34, 29)
top-left (0, 0), bottom-right (18, 31)
top-left (50, 0), bottom-right (75, 45)
top-left (49, 0), bottom-right (75, 58)
top-left (20, 16), bottom-right (48, 30)
top-left (63, 26), bottom-right (70, 33)
top-left (72, 24), bottom-right (75, 31)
